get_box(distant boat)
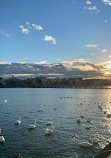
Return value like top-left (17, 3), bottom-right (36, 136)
top-left (15, 116), bottom-right (21, 125)
top-left (0, 128), bottom-right (5, 143)
top-left (28, 119), bottom-right (36, 130)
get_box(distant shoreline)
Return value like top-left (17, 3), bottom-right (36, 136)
top-left (0, 85), bottom-right (111, 89)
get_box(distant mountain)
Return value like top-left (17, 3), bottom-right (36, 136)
top-left (0, 60), bottom-right (106, 79)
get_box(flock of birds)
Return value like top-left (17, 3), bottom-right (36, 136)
top-left (0, 116), bottom-right (54, 144)
top-left (1, 95), bottom-right (111, 158)
top-left (0, 101), bottom-right (56, 145)
top-left (73, 99), bottom-right (111, 149)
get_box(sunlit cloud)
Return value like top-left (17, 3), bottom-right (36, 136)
top-left (1, 59), bottom-right (111, 78)
top-left (101, 49), bottom-right (108, 52)
top-left (34, 61), bottom-right (47, 64)
top-left (0, 29), bottom-right (10, 37)
top-left (109, 55), bottom-right (111, 58)
top-left (19, 25), bottom-right (29, 34)
top-left (86, 0), bottom-right (92, 5)
top-left (103, 61), bottom-right (111, 70)
top-left (32, 23), bottom-right (43, 30)
top-left (16, 62), bottom-right (26, 64)
top-left (85, 44), bottom-right (98, 48)
top-left (0, 62), bottom-right (7, 64)
top-left (102, 0), bottom-right (111, 5)
top-left (44, 35), bottom-right (56, 44)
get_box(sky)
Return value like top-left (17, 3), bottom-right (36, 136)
top-left (0, 0), bottom-right (111, 65)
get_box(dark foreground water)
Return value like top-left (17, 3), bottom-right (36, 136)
top-left (0, 88), bottom-right (111, 158)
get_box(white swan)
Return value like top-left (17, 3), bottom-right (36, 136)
top-left (46, 121), bottom-right (53, 126)
top-left (79, 142), bottom-right (93, 148)
top-left (0, 128), bottom-right (5, 143)
top-left (45, 123), bottom-right (54, 136)
top-left (28, 119), bottom-right (36, 130)
top-left (91, 137), bottom-right (99, 144)
top-left (15, 116), bottom-right (21, 125)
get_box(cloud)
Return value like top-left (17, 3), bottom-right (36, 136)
top-left (14, 21), bottom-right (19, 24)
top-left (0, 62), bottom-right (7, 64)
top-left (88, 6), bottom-right (100, 12)
top-left (105, 20), bottom-right (108, 23)
top-left (34, 61), bottom-right (47, 64)
top-left (109, 55), bottom-right (111, 58)
top-left (28, 26), bottom-right (31, 29)
top-left (85, 44), bottom-right (98, 48)
top-left (84, 6), bottom-right (100, 13)
top-left (0, 59), bottom-right (111, 79)
top-left (19, 25), bottom-right (29, 34)
top-left (24, 58), bottom-right (29, 60)
top-left (44, 35), bottom-right (56, 44)
top-left (0, 30), bottom-right (10, 37)
top-left (101, 49), bottom-right (108, 52)
top-left (61, 59), bottom-right (102, 72)
top-left (16, 62), bottom-right (26, 64)
top-left (86, 0), bottom-right (92, 5)
top-left (32, 23), bottom-right (43, 30)
top-left (102, 0), bottom-right (111, 5)
top-left (26, 22), bottom-right (29, 25)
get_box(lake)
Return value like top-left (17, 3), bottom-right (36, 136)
top-left (0, 88), bottom-right (111, 158)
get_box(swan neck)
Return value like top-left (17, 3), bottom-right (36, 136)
top-left (34, 119), bottom-right (36, 126)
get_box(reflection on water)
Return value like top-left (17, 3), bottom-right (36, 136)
top-left (0, 88), bottom-right (111, 158)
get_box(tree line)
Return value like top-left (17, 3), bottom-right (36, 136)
top-left (0, 76), bottom-right (111, 88)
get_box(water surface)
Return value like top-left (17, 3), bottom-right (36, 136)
top-left (0, 88), bottom-right (111, 158)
